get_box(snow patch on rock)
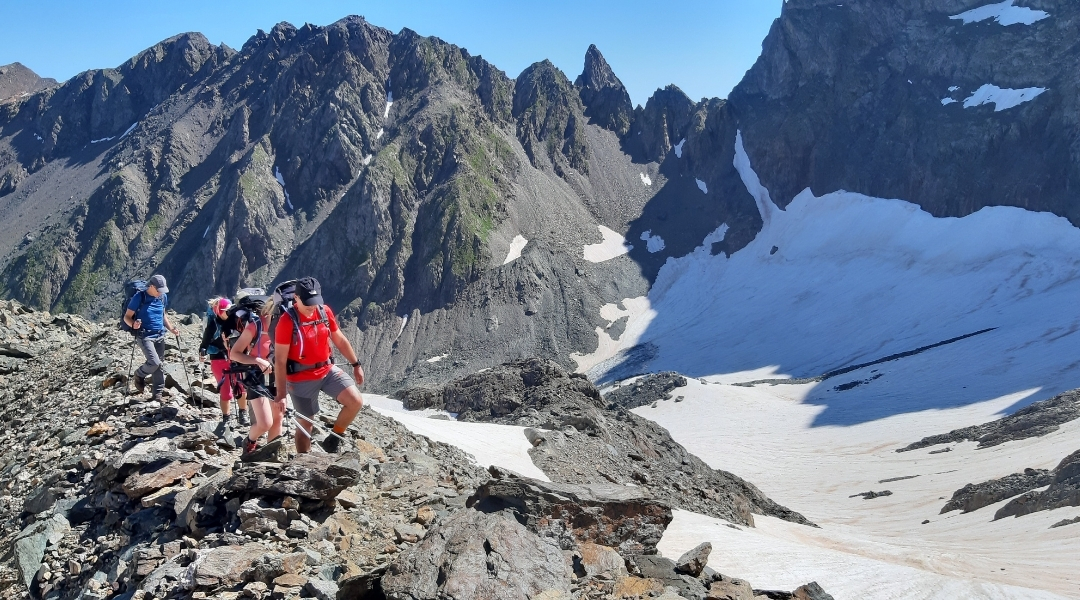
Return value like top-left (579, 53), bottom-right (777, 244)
top-left (503, 235), bottom-right (528, 265)
top-left (674, 138), bottom-right (686, 158)
top-left (640, 173), bottom-right (652, 186)
top-left (120, 122), bottom-right (139, 139)
top-left (963, 84), bottom-right (1046, 111)
top-left (640, 230), bottom-right (666, 253)
top-left (274, 166), bottom-right (294, 210)
top-left (951, 0), bottom-right (1049, 26)
top-left (584, 225), bottom-right (633, 263)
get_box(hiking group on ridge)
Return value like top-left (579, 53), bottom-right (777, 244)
top-left (123, 274), bottom-right (366, 458)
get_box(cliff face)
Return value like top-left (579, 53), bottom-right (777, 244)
top-left (0, 2), bottom-right (1076, 390)
top-left (729, 0), bottom-right (1077, 220)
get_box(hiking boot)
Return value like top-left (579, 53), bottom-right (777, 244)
top-left (320, 433), bottom-right (341, 454)
top-left (237, 410), bottom-right (250, 427)
top-left (241, 437), bottom-right (259, 459)
top-left (133, 374), bottom-right (146, 394)
top-left (150, 392), bottom-right (163, 403)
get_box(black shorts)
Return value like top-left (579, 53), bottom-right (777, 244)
top-left (232, 365), bottom-right (276, 399)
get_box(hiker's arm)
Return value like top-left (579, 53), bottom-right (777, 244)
top-left (274, 342), bottom-right (289, 402)
top-left (124, 308), bottom-right (140, 330)
top-left (229, 327), bottom-right (269, 371)
top-left (164, 313), bottom-right (178, 335)
top-left (331, 329), bottom-right (364, 386)
top-left (198, 317), bottom-right (215, 355)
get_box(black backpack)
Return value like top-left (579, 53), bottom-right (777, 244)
top-left (224, 293), bottom-right (273, 355)
top-left (272, 279), bottom-right (330, 371)
top-left (118, 280), bottom-right (149, 335)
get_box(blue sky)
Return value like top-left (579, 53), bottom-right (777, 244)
top-left (0, 0), bottom-right (781, 107)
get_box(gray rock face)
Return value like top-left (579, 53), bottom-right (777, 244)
top-left (941, 468), bottom-right (1053, 514)
top-left (628, 554), bottom-right (708, 600)
top-left (900, 389), bottom-right (1080, 451)
top-left (397, 357), bottom-right (603, 417)
top-left (403, 359), bottom-right (813, 528)
top-left (468, 468), bottom-right (673, 555)
top-left (604, 371), bottom-right (688, 410)
top-left (224, 452), bottom-right (363, 500)
top-left (575, 45), bottom-right (633, 137)
top-left (13, 513), bottom-right (69, 588)
top-left (732, 0), bottom-right (1080, 225)
top-left (995, 448), bottom-right (1080, 520)
top-left (675, 542), bottom-right (712, 577)
top-left (381, 509), bottom-right (570, 600)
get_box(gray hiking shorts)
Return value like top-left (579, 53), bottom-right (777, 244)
top-left (287, 366), bottom-right (356, 418)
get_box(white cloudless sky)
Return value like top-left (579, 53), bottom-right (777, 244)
top-left (0, 0), bottom-right (782, 107)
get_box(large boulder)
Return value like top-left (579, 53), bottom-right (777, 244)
top-left (381, 509), bottom-right (570, 600)
top-left (224, 452), bottom-right (363, 500)
top-left (995, 448), bottom-right (1080, 520)
top-left (467, 467), bottom-right (672, 555)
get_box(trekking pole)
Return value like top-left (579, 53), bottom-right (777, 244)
top-left (173, 331), bottom-right (195, 405)
top-left (126, 338), bottom-right (137, 396)
top-left (286, 405), bottom-right (351, 446)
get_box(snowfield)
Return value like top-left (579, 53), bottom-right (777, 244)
top-left (360, 129), bottom-right (1080, 598)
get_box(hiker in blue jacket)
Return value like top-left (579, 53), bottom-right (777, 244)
top-left (123, 274), bottom-right (179, 402)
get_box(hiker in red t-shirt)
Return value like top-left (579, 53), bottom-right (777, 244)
top-left (272, 277), bottom-right (365, 453)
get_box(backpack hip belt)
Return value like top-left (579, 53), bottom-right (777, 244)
top-left (286, 359), bottom-right (332, 375)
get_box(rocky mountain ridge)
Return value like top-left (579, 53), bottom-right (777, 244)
top-left (0, 299), bottom-right (834, 600)
top-left (1, 1), bottom-right (1077, 390)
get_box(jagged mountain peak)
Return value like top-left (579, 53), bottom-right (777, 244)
top-left (575, 44), bottom-right (620, 91)
top-left (575, 45), bottom-right (633, 137)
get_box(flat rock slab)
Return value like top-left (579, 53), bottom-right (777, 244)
top-left (467, 468), bottom-right (672, 554)
top-left (382, 509), bottom-right (570, 600)
top-left (123, 461), bottom-right (203, 499)
top-left (225, 452), bottom-right (363, 500)
top-left (14, 514), bottom-right (69, 588)
top-left (194, 544), bottom-right (266, 588)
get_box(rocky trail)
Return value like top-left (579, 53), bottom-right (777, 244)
top-left (0, 300), bottom-right (831, 600)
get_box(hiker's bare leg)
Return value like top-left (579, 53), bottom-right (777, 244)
top-left (333, 387), bottom-right (363, 433)
top-left (247, 397), bottom-right (273, 442)
top-left (295, 419), bottom-right (314, 453)
top-left (268, 398), bottom-right (284, 441)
